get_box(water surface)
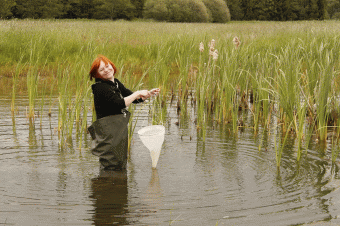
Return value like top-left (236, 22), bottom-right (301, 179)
top-left (1, 97), bottom-right (340, 225)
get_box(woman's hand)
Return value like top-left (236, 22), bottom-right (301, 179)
top-left (149, 88), bottom-right (160, 97)
top-left (138, 88), bottom-right (160, 100)
top-left (138, 90), bottom-right (150, 100)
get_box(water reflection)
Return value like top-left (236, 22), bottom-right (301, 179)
top-left (142, 169), bottom-right (163, 211)
top-left (28, 119), bottom-right (37, 149)
top-left (11, 115), bottom-right (20, 148)
top-left (89, 170), bottom-right (128, 225)
top-left (89, 168), bottom-right (164, 225)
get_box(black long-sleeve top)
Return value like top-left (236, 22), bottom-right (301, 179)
top-left (92, 78), bottom-right (143, 119)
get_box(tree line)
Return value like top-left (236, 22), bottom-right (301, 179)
top-left (0, 0), bottom-right (338, 21)
top-left (229, 0), bottom-right (329, 20)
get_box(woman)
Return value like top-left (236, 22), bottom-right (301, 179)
top-left (88, 55), bottom-right (160, 171)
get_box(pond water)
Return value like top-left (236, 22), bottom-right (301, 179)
top-left (1, 97), bottom-right (340, 226)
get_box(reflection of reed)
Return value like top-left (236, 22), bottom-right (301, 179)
top-left (89, 170), bottom-right (129, 225)
top-left (11, 115), bottom-right (20, 147)
top-left (28, 119), bottom-right (37, 149)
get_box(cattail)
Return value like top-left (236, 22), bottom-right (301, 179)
top-left (233, 36), bottom-right (241, 49)
top-left (213, 49), bottom-right (218, 61)
top-left (208, 39), bottom-right (215, 56)
top-left (199, 42), bottom-right (204, 52)
top-left (208, 39), bottom-right (215, 49)
top-left (209, 48), bottom-right (214, 56)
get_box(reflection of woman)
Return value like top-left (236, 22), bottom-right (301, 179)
top-left (90, 170), bottom-right (128, 225)
top-left (88, 55), bottom-right (160, 171)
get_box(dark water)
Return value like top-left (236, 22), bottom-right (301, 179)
top-left (1, 97), bottom-right (340, 226)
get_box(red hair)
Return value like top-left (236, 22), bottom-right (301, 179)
top-left (89, 55), bottom-right (117, 81)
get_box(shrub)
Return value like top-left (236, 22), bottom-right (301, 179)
top-left (143, 0), bottom-right (210, 23)
top-left (93, 0), bottom-right (136, 20)
top-left (167, 0), bottom-right (209, 22)
top-left (0, 0), bottom-right (16, 19)
top-left (202, 0), bottom-right (230, 23)
top-left (143, 0), bottom-right (168, 21)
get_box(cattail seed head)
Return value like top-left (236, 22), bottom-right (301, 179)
top-left (208, 39), bottom-right (215, 49)
top-left (213, 49), bottom-right (218, 61)
top-left (233, 36), bottom-right (241, 49)
top-left (208, 39), bottom-right (215, 56)
top-left (199, 42), bottom-right (204, 52)
top-left (209, 48), bottom-right (214, 56)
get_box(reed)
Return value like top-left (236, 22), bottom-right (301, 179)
top-left (275, 122), bottom-right (292, 169)
top-left (3, 19), bottom-right (340, 154)
top-left (331, 138), bottom-right (340, 163)
top-left (26, 42), bottom-right (41, 120)
top-left (317, 61), bottom-right (334, 141)
top-left (78, 85), bottom-right (92, 149)
top-left (295, 101), bottom-right (307, 161)
top-left (39, 80), bottom-right (48, 129)
top-left (56, 63), bottom-right (71, 147)
top-left (11, 55), bottom-right (25, 116)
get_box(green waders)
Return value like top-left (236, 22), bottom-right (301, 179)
top-left (88, 110), bottom-right (131, 170)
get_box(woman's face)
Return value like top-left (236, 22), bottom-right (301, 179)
top-left (97, 60), bottom-right (115, 80)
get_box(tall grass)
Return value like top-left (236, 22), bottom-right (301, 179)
top-left (2, 19), bottom-right (340, 154)
top-left (11, 55), bottom-right (25, 116)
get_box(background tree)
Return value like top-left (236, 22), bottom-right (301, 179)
top-left (326, 0), bottom-right (340, 19)
top-left (143, 0), bottom-right (210, 22)
top-left (187, 0), bottom-right (210, 22)
top-left (0, 0), bottom-right (16, 18)
top-left (4, 0), bottom-right (334, 21)
top-left (317, 0), bottom-right (326, 19)
top-left (63, 0), bottom-right (97, 19)
top-left (143, 0), bottom-right (168, 21)
top-left (309, 0), bottom-right (320, 19)
top-left (252, 1), bottom-right (266, 20)
top-left (93, 0), bottom-right (136, 20)
top-left (264, 0), bottom-right (277, 20)
top-left (131, 0), bottom-right (145, 18)
top-left (167, 0), bottom-right (209, 22)
top-left (13, 0), bottom-right (43, 18)
top-left (225, 0), bottom-right (243, 20)
top-left (202, 0), bottom-right (230, 22)
top-left (241, 0), bottom-right (256, 20)
top-left (290, 0), bottom-right (301, 19)
top-left (296, 0), bottom-right (307, 19)
top-left (40, 0), bottom-right (63, 18)
top-left (282, 0), bottom-right (298, 20)
top-left (12, 0), bottom-right (91, 19)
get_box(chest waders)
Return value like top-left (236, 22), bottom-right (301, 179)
top-left (88, 110), bottom-right (130, 171)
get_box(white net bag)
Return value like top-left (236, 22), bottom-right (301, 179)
top-left (138, 125), bottom-right (165, 168)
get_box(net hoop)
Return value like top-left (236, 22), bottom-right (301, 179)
top-left (138, 125), bottom-right (165, 137)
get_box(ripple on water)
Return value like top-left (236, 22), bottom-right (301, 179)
top-left (1, 98), bottom-right (340, 225)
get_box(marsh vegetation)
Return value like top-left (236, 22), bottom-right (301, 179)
top-left (2, 19), bottom-right (340, 168)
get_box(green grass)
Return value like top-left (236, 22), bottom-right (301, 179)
top-left (2, 19), bottom-right (340, 151)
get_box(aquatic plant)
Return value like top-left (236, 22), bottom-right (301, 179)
top-left (295, 101), bottom-right (307, 162)
top-left (331, 139), bottom-right (340, 163)
top-left (275, 122), bottom-right (292, 169)
top-left (11, 55), bottom-right (25, 116)
top-left (3, 20), bottom-right (340, 162)
top-left (26, 44), bottom-right (42, 120)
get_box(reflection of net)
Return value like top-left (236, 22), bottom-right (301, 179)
top-left (138, 125), bottom-right (165, 168)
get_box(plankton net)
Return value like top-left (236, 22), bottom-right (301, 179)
top-left (138, 125), bottom-right (165, 168)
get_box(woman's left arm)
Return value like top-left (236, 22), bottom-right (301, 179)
top-left (117, 79), bottom-right (160, 103)
top-left (117, 79), bottom-right (145, 103)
